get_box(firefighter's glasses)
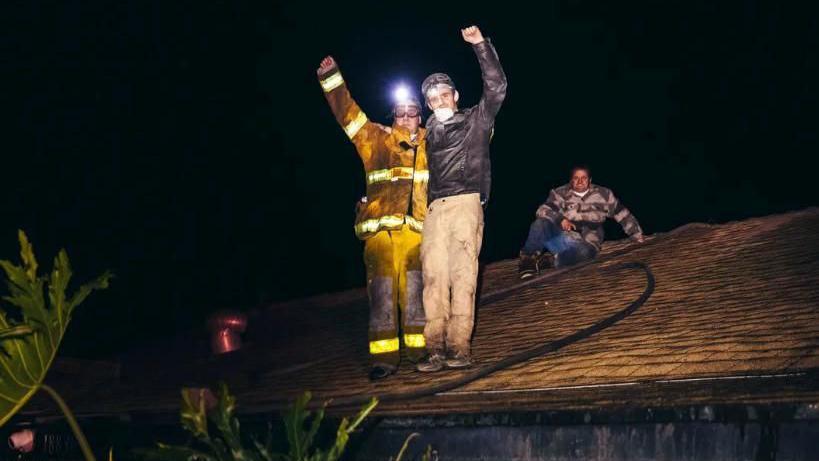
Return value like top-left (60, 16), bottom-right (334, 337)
top-left (394, 107), bottom-right (420, 118)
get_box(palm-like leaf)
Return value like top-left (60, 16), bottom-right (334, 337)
top-left (0, 230), bottom-right (111, 427)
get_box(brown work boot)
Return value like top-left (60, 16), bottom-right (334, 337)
top-left (416, 352), bottom-right (446, 372)
top-left (518, 252), bottom-right (539, 279)
top-left (445, 350), bottom-right (473, 369)
top-left (368, 363), bottom-right (396, 381)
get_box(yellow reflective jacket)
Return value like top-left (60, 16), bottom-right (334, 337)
top-left (319, 67), bottom-right (428, 240)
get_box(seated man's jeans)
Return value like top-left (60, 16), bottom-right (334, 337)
top-left (521, 218), bottom-right (598, 267)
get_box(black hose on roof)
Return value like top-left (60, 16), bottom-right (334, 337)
top-left (328, 261), bottom-right (655, 408)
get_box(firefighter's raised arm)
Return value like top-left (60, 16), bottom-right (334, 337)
top-left (316, 55), bottom-right (378, 156)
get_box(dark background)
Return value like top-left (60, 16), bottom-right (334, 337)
top-left (3, 1), bottom-right (817, 358)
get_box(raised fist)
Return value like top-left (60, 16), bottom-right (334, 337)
top-left (317, 55), bottom-right (338, 76)
top-left (461, 26), bottom-right (484, 44)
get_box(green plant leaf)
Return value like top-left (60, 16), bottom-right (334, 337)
top-left (0, 230), bottom-right (111, 427)
top-left (211, 383), bottom-right (253, 460)
top-left (345, 397), bottom-right (377, 433)
top-left (394, 433), bottom-right (420, 461)
top-left (0, 325), bottom-right (34, 340)
top-left (420, 444), bottom-right (434, 461)
top-left (304, 401), bottom-right (325, 457)
top-left (250, 426), bottom-right (278, 461)
top-left (282, 391), bottom-right (312, 460)
top-left (181, 388), bottom-right (210, 439)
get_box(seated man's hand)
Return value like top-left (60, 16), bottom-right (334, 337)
top-left (536, 205), bottom-right (550, 219)
top-left (561, 219), bottom-right (576, 232)
top-left (317, 55), bottom-right (337, 76)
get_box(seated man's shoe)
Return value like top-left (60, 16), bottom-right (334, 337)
top-left (445, 350), bottom-right (473, 369)
top-left (536, 252), bottom-right (556, 271)
top-left (416, 353), bottom-right (446, 372)
top-left (369, 364), bottom-right (396, 381)
top-left (518, 252), bottom-right (539, 279)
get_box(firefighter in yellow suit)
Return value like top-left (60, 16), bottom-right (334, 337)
top-left (317, 56), bottom-right (428, 380)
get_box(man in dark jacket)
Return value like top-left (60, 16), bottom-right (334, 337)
top-left (417, 25), bottom-right (507, 372)
top-left (518, 166), bottom-right (645, 279)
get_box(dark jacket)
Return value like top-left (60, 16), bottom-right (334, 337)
top-left (425, 39), bottom-right (507, 204)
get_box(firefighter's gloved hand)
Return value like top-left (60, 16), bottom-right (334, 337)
top-left (317, 55), bottom-right (338, 76)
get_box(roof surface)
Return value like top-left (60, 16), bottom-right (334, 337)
top-left (23, 208), bottom-right (819, 419)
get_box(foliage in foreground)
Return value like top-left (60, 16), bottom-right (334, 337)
top-left (0, 230), bottom-right (112, 461)
top-left (143, 384), bottom-right (378, 461)
top-left (142, 384), bottom-right (436, 461)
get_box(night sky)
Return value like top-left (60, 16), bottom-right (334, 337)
top-left (5, 1), bottom-right (818, 358)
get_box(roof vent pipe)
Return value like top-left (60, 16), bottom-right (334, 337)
top-left (207, 311), bottom-right (248, 354)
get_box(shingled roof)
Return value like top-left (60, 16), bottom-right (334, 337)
top-left (20, 208), bottom-right (819, 420)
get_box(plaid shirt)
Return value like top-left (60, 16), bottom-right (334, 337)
top-left (536, 184), bottom-right (643, 249)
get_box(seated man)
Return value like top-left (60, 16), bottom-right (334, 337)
top-left (519, 165), bottom-right (644, 278)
